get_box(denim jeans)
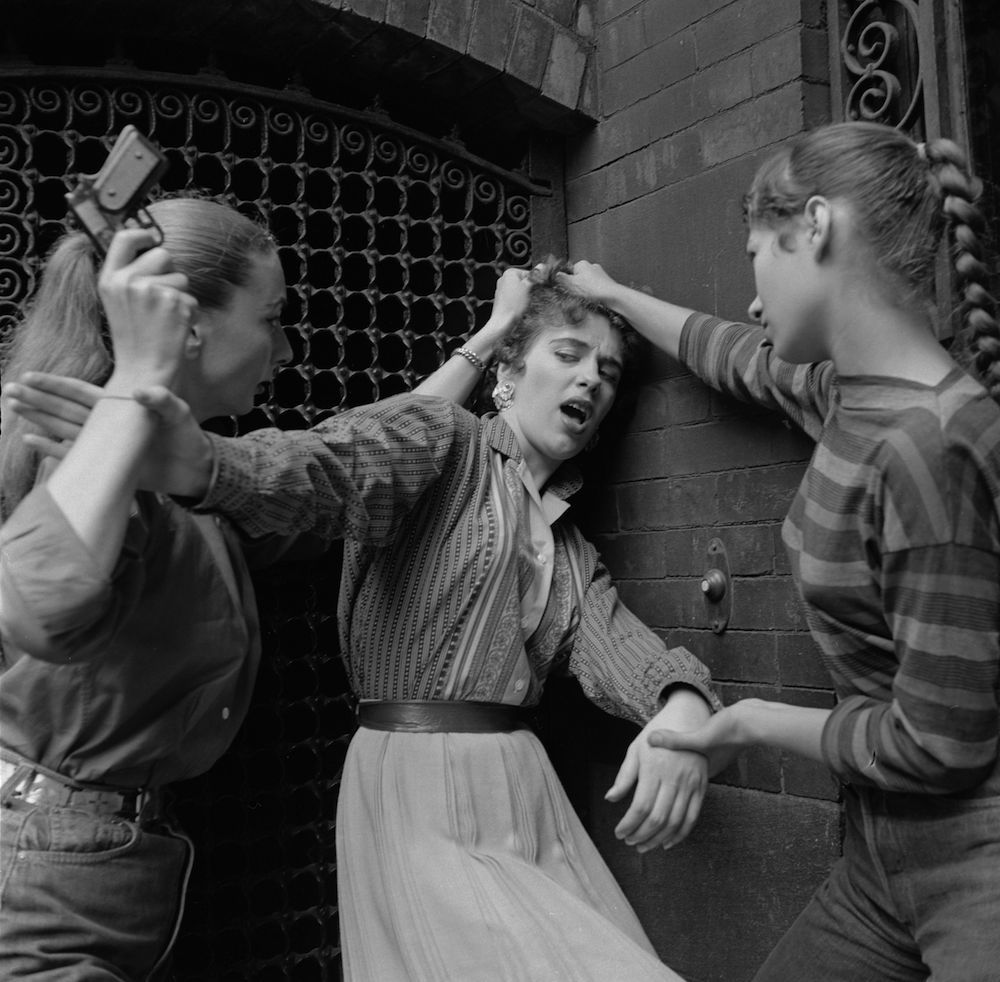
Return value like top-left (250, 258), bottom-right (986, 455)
top-left (0, 795), bottom-right (193, 980)
top-left (754, 785), bottom-right (1000, 982)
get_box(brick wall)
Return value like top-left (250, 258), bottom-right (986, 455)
top-left (560, 3), bottom-right (844, 980)
top-left (329, 0), bottom-right (598, 133)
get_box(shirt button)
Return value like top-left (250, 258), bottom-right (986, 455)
top-left (514, 679), bottom-right (526, 692)
top-left (537, 554), bottom-right (547, 564)
top-left (222, 707), bottom-right (230, 720)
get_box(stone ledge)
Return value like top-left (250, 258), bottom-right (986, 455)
top-left (1, 0), bottom-right (597, 169)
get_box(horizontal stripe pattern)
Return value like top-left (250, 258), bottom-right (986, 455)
top-left (682, 314), bottom-right (1000, 796)
top-left (203, 394), bottom-right (719, 725)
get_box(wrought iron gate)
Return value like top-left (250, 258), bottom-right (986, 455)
top-left (0, 65), bottom-right (547, 981)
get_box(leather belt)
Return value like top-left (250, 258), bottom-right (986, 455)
top-left (356, 700), bottom-right (529, 733)
top-left (0, 752), bottom-right (164, 825)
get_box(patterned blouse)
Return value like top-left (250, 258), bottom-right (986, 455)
top-left (199, 394), bottom-right (720, 725)
top-left (681, 313), bottom-right (1000, 797)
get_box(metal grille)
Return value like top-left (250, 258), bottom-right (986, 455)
top-left (832, 0), bottom-right (928, 133)
top-left (0, 68), bottom-right (540, 980)
top-left (0, 71), bottom-right (538, 426)
top-left (827, 0), bottom-right (977, 339)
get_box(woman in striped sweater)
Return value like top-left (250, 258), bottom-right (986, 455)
top-left (562, 121), bottom-right (1000, 981)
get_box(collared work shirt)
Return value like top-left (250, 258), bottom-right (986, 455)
top-left (0, 487), bottom-right (262, 787)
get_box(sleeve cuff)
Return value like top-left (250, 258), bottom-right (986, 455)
top-left (644, 645), bottom-right (723, 717)
top-left (189, 434), bottom-right (248, 514)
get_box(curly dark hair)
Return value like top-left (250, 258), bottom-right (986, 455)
top-left (475, 256), bottom-right (649, 442)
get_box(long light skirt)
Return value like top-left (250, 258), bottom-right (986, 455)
top-left (337, 726), bottom-right (686, 982)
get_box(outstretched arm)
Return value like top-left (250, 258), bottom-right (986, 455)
top-left (6, 266), bottom-right (537, 500)
top-left (560, 260), bottom-right (833, 433)
top-left (557, 261), bottom-right (696, 361)
top-left (647, 699), bottom-right (829, 777)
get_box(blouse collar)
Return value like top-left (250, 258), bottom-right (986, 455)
top-left (481, 412), bottom-right (584, 502)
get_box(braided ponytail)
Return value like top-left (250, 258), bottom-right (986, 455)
top-left (925, 139), bottom-right (1000, 400)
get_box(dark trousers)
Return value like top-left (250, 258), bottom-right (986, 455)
top-left (755, 784), bottom-right (1000, 982)
top-left (0, 791), bottom-right (192, 980)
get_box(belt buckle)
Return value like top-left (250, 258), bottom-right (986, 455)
top-left (112, 788), bottom-right (139, 822)
top-left (134, 787), bottom-right (165, 826)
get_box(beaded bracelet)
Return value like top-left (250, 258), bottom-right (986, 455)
top-left (452, 346), bottom-right (487, 373)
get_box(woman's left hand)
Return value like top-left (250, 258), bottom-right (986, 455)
top-left (605, 720), bottom-right (708, 853)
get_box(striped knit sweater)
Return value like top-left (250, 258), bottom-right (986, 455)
top-left (681, 314), bottom-right (1000, 797)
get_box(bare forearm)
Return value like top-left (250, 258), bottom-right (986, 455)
top-left (44, 394), bottom-right (156, 574)
top-left (737, 699), bottom-right (829, 762)
top-left (599, 281), bottom-right (696, 361)
top-left (649, 686), bottom-right (713, 732)
top-left (413, 314), bottom-right (507, 403)
top-left (413, 340), bottom-right (491, 402)
top-left (415, 266), bottom-right (532, 403)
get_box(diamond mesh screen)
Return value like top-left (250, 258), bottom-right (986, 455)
top-left (0, 71), bottom-right (538, 980)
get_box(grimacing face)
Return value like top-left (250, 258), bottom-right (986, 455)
top-left (496, 311), bottom-right (623, 484)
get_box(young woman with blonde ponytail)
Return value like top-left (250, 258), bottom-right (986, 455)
top-left (562, 120), bottom-right (1000, 981)
top-left (0, 199), bottom-right (295, 979)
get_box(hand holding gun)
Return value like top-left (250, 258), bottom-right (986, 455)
top-left (65, 125), bottom-right (169, 257)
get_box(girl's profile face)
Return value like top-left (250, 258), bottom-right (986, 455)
top-left (496, 311), bottom-right (622, 484)
top-left (188, 249), bottom-right (291, 420)
top-left (746, 220), bottom-right (828, 365)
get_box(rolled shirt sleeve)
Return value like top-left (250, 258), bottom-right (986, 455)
top-left (1, 485), bottom-right (147, 663)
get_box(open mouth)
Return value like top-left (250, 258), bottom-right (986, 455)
top-left (560, 399), bottom-right (592, 430)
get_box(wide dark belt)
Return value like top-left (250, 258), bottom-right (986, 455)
top-left (356, 700), bottom-right (529, 733)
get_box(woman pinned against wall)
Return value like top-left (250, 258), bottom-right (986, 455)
top-left (561, 121), bottom-right (1000, 981)
top-left (8, 259), bottom-right (721, 980)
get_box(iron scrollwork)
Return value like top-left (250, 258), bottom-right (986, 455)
top-left (0, 69), bottom-right (538, 432)
top-left (840, 0), bottom-right (924, 133)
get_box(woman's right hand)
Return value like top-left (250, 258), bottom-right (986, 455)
top-left (557, 260), bottom-right (622, 306)
top-left (647, 704), bottom-right (750, 778)
top-left (97, 228), bottom-right (198, 393)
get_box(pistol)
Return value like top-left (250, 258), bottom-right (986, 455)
top-left (65, 125), bottom-right (169, 258)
